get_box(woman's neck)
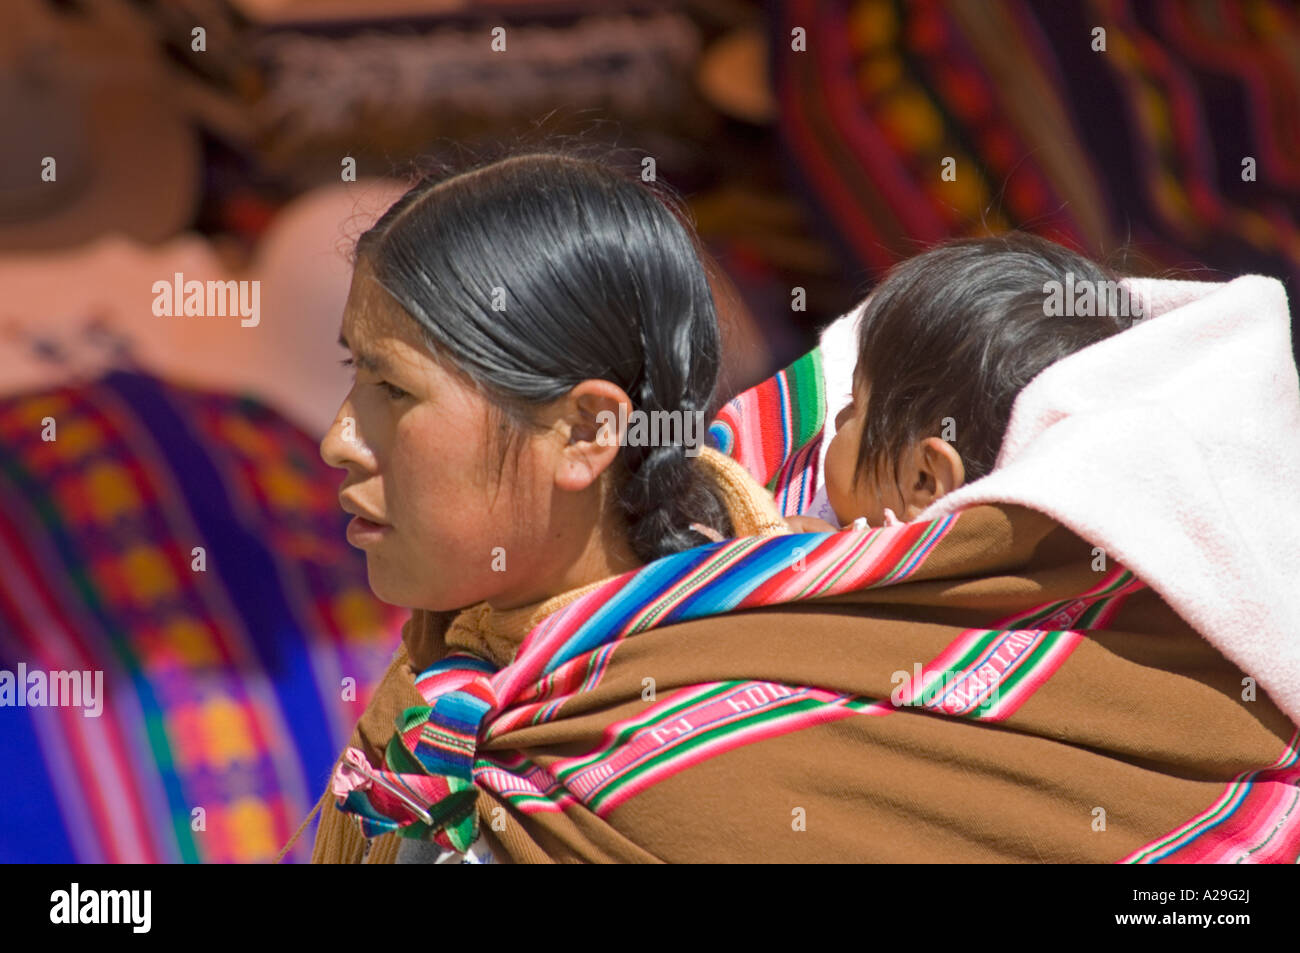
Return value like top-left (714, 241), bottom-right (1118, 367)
top-left (486, 507), bottom-right (644, 612)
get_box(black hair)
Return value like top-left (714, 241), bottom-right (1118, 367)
top-left (852, 232), bottom-right (1139, 493)
top-left (353, 149), bottom-right (732, 563)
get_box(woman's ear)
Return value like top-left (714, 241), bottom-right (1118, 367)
top-left (553, 379), bottom-right (631, 493)
top-left (898, 437), bottom-right (965, 518)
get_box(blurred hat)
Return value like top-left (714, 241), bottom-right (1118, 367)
top-left (0, 0), bottom-right (201, 251)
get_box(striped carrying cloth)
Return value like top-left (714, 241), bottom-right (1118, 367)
top-left (707, 346), bottom-right (826, 516)
top-left (326, 503), bottom-right (1300, 862)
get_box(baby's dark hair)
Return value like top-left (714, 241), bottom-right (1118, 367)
top-left (852, 232), bottom-right (1139, 494)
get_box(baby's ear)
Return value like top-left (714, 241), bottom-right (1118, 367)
top-left (900, 437), bottom-right (965, 517)
top-left (919, 437), bottom-right (965, 497)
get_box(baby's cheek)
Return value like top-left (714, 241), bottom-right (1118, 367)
top-left (822, 434), bottom-right (852, 514)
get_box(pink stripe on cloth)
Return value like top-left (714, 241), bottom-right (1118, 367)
top-left (1121, 730), bottom-right (1300, 863)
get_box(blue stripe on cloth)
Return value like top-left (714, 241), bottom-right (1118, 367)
top-left (0, 699), bottom-right (79, 863)
top-left (667, 534), bottom-right (825, 621)
top-left (547, 547), bottom-right (719, 673)
top-left (435, 693), bottom-right (493, 733)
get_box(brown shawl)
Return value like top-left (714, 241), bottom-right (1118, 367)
top-left (295, 453), bottom-right (1297, 863)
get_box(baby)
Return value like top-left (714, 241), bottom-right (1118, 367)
top-left (786, 233), bottom-right (1138, 534)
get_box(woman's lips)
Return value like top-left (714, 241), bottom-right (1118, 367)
top-left (346, 515), bottom-right (391, 547)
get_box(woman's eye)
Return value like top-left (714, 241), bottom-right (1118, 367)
top-left (339, 358), bottom-right (406, 401)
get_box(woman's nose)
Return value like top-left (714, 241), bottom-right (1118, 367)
top-left (320, 403), bottom-right (372, 471)
top-left (319, 413), bottom-right (346, 469)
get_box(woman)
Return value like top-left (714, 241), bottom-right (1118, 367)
top-left (303, 150), bottom-right (787, 862)
top-left (291, 152), bottom-right (1298, 863)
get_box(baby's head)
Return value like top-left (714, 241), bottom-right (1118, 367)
top-left (824, 232), bottom-right (1136, 527)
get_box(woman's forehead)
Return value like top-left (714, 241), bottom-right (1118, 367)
top-left (340, 272), bottom-right (426, 357)
top-left (341, 266), bottom-right (401, 335)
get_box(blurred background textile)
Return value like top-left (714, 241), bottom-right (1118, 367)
top-left (1, 0), bottom-right (1296, 862)
top-left (0, 374), bottom-right (407, 861)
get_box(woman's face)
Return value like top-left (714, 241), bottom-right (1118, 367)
top-left (319, 261), bottom-right (605, 613)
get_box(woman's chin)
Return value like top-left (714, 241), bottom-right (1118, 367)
top-left (361, 562), bottom-right (412, 609)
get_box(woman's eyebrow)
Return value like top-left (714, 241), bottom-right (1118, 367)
top-left (337, 330), bottom-right (391, 375)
